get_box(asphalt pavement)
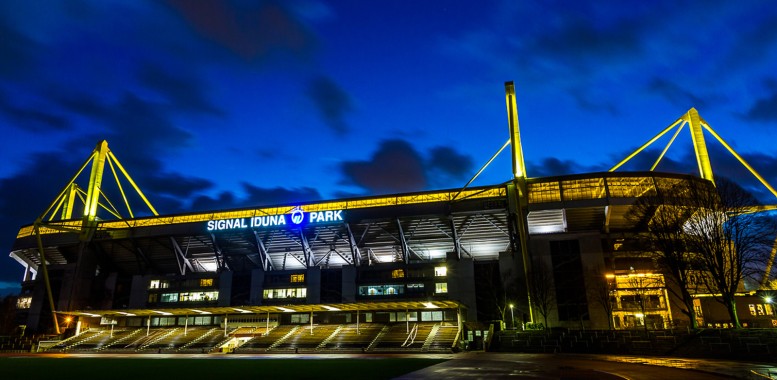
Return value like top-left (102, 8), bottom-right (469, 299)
top-left (394, 352), bottom-right (777, 380)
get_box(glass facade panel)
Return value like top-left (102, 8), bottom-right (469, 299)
top-left (528, 181), bottom-right (561, 203)
top-left (606, 177), bottom-right (656, 198)
top-left (561, 178), bottom-right (606, 201)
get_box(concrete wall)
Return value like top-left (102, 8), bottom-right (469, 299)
top-left (447, 252), bottom-right (477, 322)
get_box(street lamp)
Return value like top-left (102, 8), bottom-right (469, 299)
top-left (509, 304), bottom-right (515, 329)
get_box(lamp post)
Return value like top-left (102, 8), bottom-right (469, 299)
top-left (509, 304), bottom-right (515, 330)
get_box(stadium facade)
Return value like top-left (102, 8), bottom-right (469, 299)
top-left (7, 83), bottom-right (777, 350)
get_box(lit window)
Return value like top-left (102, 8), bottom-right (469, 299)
top-left (161, 293), bottom-right (179, 302)
top-left (435, 266), bottom-right (447, 277)
top-left (263, 288), bottom-right (307, 299)
top-left (435, 283), bottom-right (448, 294)
top-left (392, 269), bottom-right (405, 278)
top-left (148, 293), bottom-right (158, 303)
top-left (149, 280), bottom-right (160, 289)
top-left (179, 291), bottom-right (218, 302)
top-left (358, 285), bottom-right (404, 296)
top-left (16, 296), bottom-right (32, 309)
top-left (291, 274), bottom-right (305, 283)
top-left (200, 278), bottom-right (214, 287)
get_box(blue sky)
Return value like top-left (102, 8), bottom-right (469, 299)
top-left (2, 0), bottom-right (777, 295)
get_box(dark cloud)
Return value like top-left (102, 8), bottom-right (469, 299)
top-left (0, 151), bottom-right (81, 295)
top-left (647, 78), bottom-right (709, 109)
top-left (527, 157), bottom-right (606, 178)
top-left (340, 140), bottom-right (477, 194)
top-left (571, 91), bottom-right (619, 115)
top-left (56, 92), bottom-right (195, 162)
top-left (719, 6), bottom-right (777, 72)
top-left (741, 79), bottom-right (777, 123)
top-left (0, 21), bottom-right (36, 79)
top-left (191, 184), bottom-right (320, 212)
top-left (306, 76), bottom-right (351, 135)
top-left (341, 140), bottom-right (427, 194)
top-left (145, 172), bottom-right (214, 200)
top-left (166, 0), bottom-right (316, 63)
top-left (427, 146), bottom-right (474, 186)
top-left (0, 91), bottom-right (70, 132)
top-left (533, 18), bottom-right (642, 64)
top-left (139, 64), bottom-right (223, 116)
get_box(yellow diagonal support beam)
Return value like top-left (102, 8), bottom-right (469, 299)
top-left (702, 122), bottom-right (777, 200)
top-left (107, 151), bottom-right (158, 216)
top-left (610, 118), bottom-right (684, 172)
top-left (650, 121), bottom-right (686, 171)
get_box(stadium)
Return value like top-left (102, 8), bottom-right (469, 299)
top-left (5, 82), bottom-right (777, 354)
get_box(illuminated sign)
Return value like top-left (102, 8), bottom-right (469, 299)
top-left (206, 208), bottom-right (343, 231)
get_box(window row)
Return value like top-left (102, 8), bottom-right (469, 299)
top-left (358, 282), bottom-right (447, 296)
top-left (149, 278), bottom-right (214, 290)
top-left (149, 291), bottom-right (219, 303)
top-left (263, 287), bottom-right (307, 299)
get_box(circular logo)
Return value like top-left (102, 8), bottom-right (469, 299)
top-left (290, 208), bottom-right (304, 224)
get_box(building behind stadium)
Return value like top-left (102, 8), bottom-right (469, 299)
top-left (7, 82), bottom-right (777, 346)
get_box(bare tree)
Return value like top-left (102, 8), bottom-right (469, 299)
top-left (627, 179), bottom-right (707, 328)
top-left (682, 178), bottom-right (774, 328)
top-left (587, 267), bottom-right (615, 330)
top-left (527, 260), bottom-right (555, 329)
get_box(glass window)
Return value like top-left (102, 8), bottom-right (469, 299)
top-left (435, 283), bottom-right (448, 294)
top-left (291, 314), bottom-right (310, 324)
top-left (391, 269), bottom-right (405, 278)
top-left (147, 293), bottom-right (158, 303)
top-left (161, 293), bottom-right (179, 302)
top-left (200, 278), bottom-right (214, 287)
top-left (434, 266), bottom-right (447, 277)
top-left (291, 274), bottom-right (305, 283)
top-left (421, 311), bottom-right (443, 321)
top-left (149, 280), bottom-right (160, 289)
top-left (16, 296), bottom-right (32, 309)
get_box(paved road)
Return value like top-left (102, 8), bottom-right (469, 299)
top-left (394, 352), bottom-right (777, 380)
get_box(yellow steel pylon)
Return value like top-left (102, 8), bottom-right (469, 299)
top-left (32, 140), bottom-right (158, 333)
top-left (610, 108), bottom-right (777, 288)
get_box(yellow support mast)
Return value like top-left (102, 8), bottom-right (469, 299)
top-left (505, 81), bottom-right (534, 324)
top-left (686, 108), bottom-right (714, 183)
top-left (32, 140), bottom-right (158, 333)
top-left (80, 141), bottom-right (109, 240)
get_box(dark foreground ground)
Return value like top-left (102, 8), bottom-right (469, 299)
top-left (1, 352), bottom-right (775, 380)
